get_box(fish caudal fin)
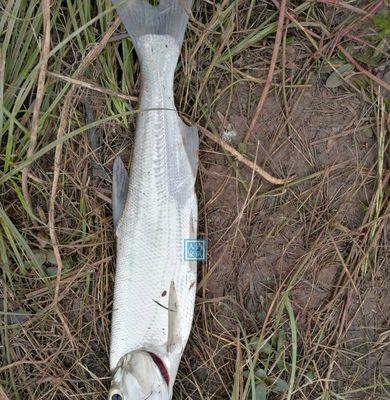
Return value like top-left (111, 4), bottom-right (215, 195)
top-left (112, 0), bottom-right (193, 47)
top-left (112, 157), bottom-right (129, 230)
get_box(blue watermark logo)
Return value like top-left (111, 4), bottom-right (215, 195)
top-left (184, 239), bottom-right (206, 261)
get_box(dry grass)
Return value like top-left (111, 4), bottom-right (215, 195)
top-left (0, 1), bottom-right (389, 399)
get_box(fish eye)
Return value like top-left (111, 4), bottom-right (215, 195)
top-left (111, 394), bottom-right (123, 400)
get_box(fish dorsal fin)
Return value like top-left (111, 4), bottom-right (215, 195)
top-left (112, 157), bottom-right (129, 230)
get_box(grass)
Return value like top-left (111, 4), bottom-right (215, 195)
top-left (0, 0), bottom-right (389, 399)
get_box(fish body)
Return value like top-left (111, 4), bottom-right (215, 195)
top-left (109, 1), bottom-right (198, 399)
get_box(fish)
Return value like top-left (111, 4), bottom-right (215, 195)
top-left (108, 1), bottom-right (198, 399)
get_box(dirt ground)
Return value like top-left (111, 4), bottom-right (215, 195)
top-left (0, 1), bottom-right (389, 400)
top-left (180, 84), bottom-right (388, 399)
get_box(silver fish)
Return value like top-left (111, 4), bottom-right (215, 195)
top-left (108, 1), bottom-right (198, 399)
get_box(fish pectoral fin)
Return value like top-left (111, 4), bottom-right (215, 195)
top-left (112, 156), bottom-right (129, 230)
top-left (167, 281), bottom-right (181, 352)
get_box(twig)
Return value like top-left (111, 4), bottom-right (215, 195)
top-left (47, 71), bottom-right (137, 102)
top-left (313, 0), bottom-right (369, 16)
top-left (21, 0), bottom-right (51, 220)
top-left (189, 0), bottom-right (231, 64)
top-left (0, 48), bottom-right (5, 141)
top-left (337, 44), bottom-right (390, 93)
top-left (194, 20), bottom-right (234, 107)
top-left (245, 0), bottom-right (286, 142)
top-left (276, 1), bottom-right (389, 93)
top-left (49, 17), bottom-right (121, 305)
top-left (198, 125), bottom-right (293, 185)
top-left (0, 385), bottom-right (10, 400)
top-left (327, 0), bottom-right (385, 56)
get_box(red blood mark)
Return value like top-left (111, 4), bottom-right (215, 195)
top-left (148, 352), bottom-right (170, 386)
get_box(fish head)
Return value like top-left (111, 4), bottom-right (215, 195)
top-left (108, 351), bottom-right (170, 400)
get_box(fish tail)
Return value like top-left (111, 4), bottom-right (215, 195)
top-left (112, 0), bottom-right (193, 47)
